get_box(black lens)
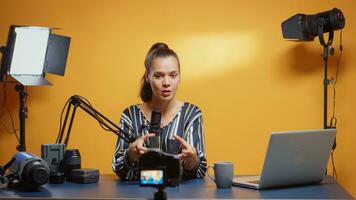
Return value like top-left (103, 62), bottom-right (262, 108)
top-left (63, 149), bottom-right (81, 179)
top-left (23, 160), bottom-right (50, 186)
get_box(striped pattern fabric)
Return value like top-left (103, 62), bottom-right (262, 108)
top-left (112, 102), bottom-right (207, 181)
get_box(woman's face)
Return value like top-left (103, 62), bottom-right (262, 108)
top-left (147, 56), bottom-right (180, 102)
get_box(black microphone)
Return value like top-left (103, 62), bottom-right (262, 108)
top-left (149, 110), bottom-right (161, 135)
top-left (148, 110), bottom-right (161, 148)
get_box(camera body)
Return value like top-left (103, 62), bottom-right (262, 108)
top-left (139, 148), bottom-right (181, 187)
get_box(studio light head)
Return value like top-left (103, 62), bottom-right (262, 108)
top-left (0, 25), bottom-right (70, 86)
top-left (281, 8), bottom-right (345, 42)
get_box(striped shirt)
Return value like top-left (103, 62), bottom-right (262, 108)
top-left (112, 102), bottom-right (207, 181)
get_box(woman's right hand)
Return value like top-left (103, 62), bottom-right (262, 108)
top-left (127, 133), bottom-right (155, 164)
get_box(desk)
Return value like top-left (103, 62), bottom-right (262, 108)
top-left (0, 175), bottom-right (353, 199)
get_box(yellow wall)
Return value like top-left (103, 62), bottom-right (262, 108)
top-left (0, 0), bottom-right (355, 196)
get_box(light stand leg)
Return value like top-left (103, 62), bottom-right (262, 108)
top-left (15, 84), bottom-right (27, 152)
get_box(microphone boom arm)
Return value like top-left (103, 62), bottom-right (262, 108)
top-left (56, 95), bottom-right (136, 145)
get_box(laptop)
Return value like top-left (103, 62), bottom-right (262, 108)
top-left (232, 129), bottom-right (336, 189)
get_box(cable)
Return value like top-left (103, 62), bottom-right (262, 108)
top-left (0, 76), bottom-right (20, 143)
top-left (24, 86), bottom-right (28, 109)
top-left (55, 98), bottom-right (71, 143)
top-left (331, 150), bottom-right (337, 180)
top-left (0, 121), bottom-right (20, 141)
top-left (330, 29), bottom-right (343, 128)
top-left (0, 78), bottom-right (8, 121)
top-left (328, 29), bottom-right (343, 181)
top-left (75, 95), bottom-right (112, 132)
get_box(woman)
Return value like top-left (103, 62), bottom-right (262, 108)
top-left (112, 43), bottom-right (207, 181)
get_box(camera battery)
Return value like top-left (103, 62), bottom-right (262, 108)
top-left (41, 144), bottom-right (66, 173)
top-left (69, 168), bottom-right (99, 183)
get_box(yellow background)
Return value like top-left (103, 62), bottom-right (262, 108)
top-left (0, 0), bottom-right (355, 196)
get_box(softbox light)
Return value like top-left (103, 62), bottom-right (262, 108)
top-left (0, 25), bottom-right (70, 86)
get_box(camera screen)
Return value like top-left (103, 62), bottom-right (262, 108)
top-left (140, 169), bottom-right (164, 186)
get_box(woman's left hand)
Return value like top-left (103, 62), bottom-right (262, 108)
top-left (174, 135), bottom-right (199, 171)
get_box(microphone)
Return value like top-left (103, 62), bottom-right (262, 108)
top-left (149, 110), bottom-right (161, 135)
top-left (148, 110), bottom-right (162, 148)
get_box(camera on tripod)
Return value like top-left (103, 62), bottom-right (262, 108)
top-left (139, 167), bottom-right (166, 187)
top-left (139, 166), bottom-right (167, 200)
top-left (138, 146), bottom-right (182, 200)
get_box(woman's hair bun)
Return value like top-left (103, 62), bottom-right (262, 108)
top-left (148, 42), bottom-right (169, 53)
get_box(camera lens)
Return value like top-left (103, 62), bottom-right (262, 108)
top-left (23, 160), bottom-right (50, 186)
top-left (63, 149), bottom-right (81, 179)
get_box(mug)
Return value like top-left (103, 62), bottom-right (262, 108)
top-left (207, 161), bottom-right (234, 188)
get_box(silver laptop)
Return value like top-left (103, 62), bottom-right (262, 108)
top-left (233, 129), bottom-right (336, 189)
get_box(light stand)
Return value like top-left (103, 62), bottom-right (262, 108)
top-left (15, 84), bottom-right (27, 151)
top-left (317, 19), bottom-right (338, 150)
top-left (281, 8), bottom-right (345, 134)
top-left (317, 18), bottom-right (334, 129)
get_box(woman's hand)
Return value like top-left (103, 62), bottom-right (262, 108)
top-left (174, 135), bottom-right (199, 171)
top-left (128, 133), bottom-right (155, 164)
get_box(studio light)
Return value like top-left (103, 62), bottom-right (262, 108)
top-left (281, 8), bottom-right (345, 43)
top-left (0, 25), bottom-right (71, 151)
top-left (0, 25), bottom-right (70, 85)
